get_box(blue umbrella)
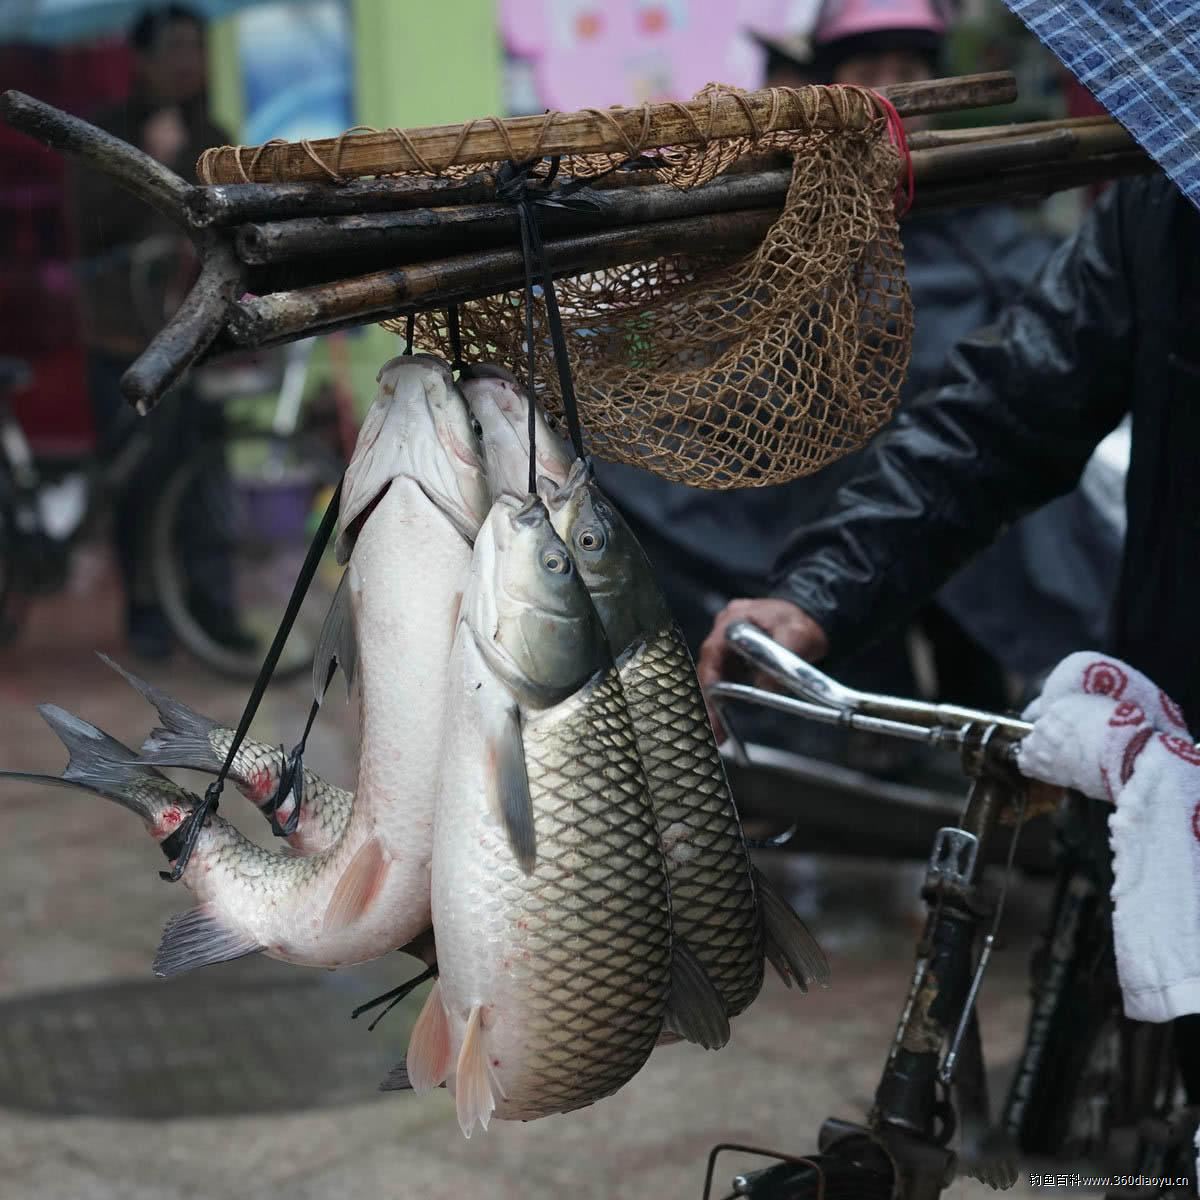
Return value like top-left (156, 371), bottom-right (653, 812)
top-left (0, 0), bottom-right (282, 45)
top-left (1003, 0), bottom-right (1200, 212)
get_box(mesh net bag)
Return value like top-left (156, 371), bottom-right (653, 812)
top-left (205, 84), bottom-right (912, 489)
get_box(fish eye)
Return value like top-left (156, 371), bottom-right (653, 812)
top-left (576, 527), bottom-right (605, 552)
top-left (471, 418), bottom-right (483, 439)
top-left (542, 550), bottom-right (571, 575)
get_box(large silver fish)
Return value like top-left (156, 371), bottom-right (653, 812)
top-left (466, 374), bottom-right (829, 1012)
top-left (0, 707), bottom-right (435, 976)
top-left (393, 496), bottom-right (726, 1136)
top-left (0, 355), bottom-right (487, 976)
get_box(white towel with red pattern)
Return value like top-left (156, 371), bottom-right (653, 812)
top-left (1018, 652), bottom-right (1200, 1023)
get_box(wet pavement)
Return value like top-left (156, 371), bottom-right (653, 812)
top-left (0, 550), bottom-right (1067, 1200)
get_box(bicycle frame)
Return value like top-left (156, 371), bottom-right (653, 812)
top-left (706, 623), bottom-right (1033, 1199)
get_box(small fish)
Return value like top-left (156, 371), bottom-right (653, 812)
top-left (0, 706), bottom-right (435, 977)
top-left (100, 654), bottom-right (351, 856)
top-left (469, 382), bottom-right (829, 1012)
top-left (392, 496), bottom-right (726, 1136)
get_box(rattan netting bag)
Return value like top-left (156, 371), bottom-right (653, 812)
top-left (201, 84), bottom-right (913, 489)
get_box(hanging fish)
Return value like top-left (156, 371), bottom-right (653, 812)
top-left (0, 707), bottom-right (435, 980)
top-left (467, 376), bottom-right (829, 1013)
top-left (0, 355), bottom-right (487, 978)
top-left (391, 495), bottom-right (727, 1136)
top-left (101, 654), bottom-right (351, 856)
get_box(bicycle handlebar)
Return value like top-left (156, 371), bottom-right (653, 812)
top-left (709, 621), bottom-right (1033, 765)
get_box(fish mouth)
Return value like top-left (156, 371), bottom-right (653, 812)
top-left (513, 495), bottom-right (548, 528)
top-left (458, 362), bottom-right (519, 386)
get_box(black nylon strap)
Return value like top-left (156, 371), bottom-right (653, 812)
top-left (159, 476), bottom-right (343, 881)
top-left (404, 313), bottom-right (415, 355)
top-left (446, 304), bottom-right (465, 374)
top-left (496, 157), bottom-right (606, 473)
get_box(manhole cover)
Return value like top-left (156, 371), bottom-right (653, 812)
top-left (0, 956), bottom-right (421, 1119)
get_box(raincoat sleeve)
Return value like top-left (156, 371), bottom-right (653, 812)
top-left (771, 180), bottom-right (1138, 658)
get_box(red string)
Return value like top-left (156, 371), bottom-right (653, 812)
top-left (871, 90), bottom-right (915, 217)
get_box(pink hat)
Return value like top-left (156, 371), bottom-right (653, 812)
top-left (814, 0), bottom-right (947, 46)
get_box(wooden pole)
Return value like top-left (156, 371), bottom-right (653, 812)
top-left (230, 129), bottom-right (1151, 270)
top-left (0, 89), bottom-right (191, 226)
top-left (185, 173), bottom-right (499, 228)
top-left (197, 72), bottom-right (1018, 185)
top-left (227, 209), bottom-right (778, 346)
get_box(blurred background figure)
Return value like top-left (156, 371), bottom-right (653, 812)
top-left (68, 3), bottom-right (254, 661)
top-left (592, 0), bottom-right (1084, 778)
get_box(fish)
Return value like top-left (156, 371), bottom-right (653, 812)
top-left (0, 355), bottom-right (487, 978)
top-left (0, 705), bottom-right (435, 979)
top-left (99, 653), bottom-right (351, 856)
top-left (467, 380), bottom-right (829, 1011)
top-left (458, 364), bottom-right (572, 496)
top-left (392, 495), bottom-right (727, 1136)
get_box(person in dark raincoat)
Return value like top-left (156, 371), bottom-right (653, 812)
top-left (697, 164), bottom-right (1200, 1106)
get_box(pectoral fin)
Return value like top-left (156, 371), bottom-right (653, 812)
top-left (323, 836), bottom-right (389, 932)
top-left (313, 567), bottom-right (358, 704)
top-left (755, 866), bottom-right (830, 992)
top-left (663, 939), bottom-right (731, 1050)
top-left (455, 1005), bottom-right (500, 1137)
top-left (153, 905), bottom-right (263, 978)
top-left (405, 980), bottom-right (452, 1093)
top-left (487, 706), bottom-right (536, 874)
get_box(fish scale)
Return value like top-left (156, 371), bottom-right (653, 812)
top-left (619, 625), bottom-right (764, 1017)
top-left (496, 667), bottom-right (669, 1116)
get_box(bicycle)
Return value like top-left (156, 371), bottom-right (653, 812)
top-left (0, 336), bottom-right (345, 680)
top-left (701, 622), bottom-right (1196, 1200)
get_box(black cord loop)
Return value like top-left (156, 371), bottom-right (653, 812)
top-left (446, 304), bottom-right (465, 374)
top-left (160, 478), bottom-right (343, 881)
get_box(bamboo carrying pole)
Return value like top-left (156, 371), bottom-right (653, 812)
top-left (223, 144), bottom-right (1153, 350)
top-left (224, 126), bottom-right (1154, 276)
top-left (0, 75), bottom-right (1160, 411)
top-left (196, 72), bottom-right (1019, 185)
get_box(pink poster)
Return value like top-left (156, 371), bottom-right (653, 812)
top-left (501, 0), bottom-right (822, 113)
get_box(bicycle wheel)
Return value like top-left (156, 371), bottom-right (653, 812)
top-left (150, 430), bottom-right (343, 681)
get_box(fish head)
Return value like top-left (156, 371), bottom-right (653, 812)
top-left (336, 354), bottom-right (489, 560)
top-left (467, 494), bottom-right (608, 705)
top-left (459, 365), bottom-right (572, 502)
top-left (540, 459), bottom-right (671, 656)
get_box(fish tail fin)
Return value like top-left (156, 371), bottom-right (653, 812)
top-left (454, 1005), bottom-right (500, 1138)
top-left (153, 904), bottom-right (263, 977)
top-left (4, 704), bottom-right (169, 822)
top-left (99, 653), bottom-right (220, 742)
top-left (98, 654), bottom-right (223, 775)
top-left (754, 866), bottom-right (831, 992)
top-left (380, 1061), bottom-right (413, 1092)
top-left (404, 980), bottom-right (453, 1094)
